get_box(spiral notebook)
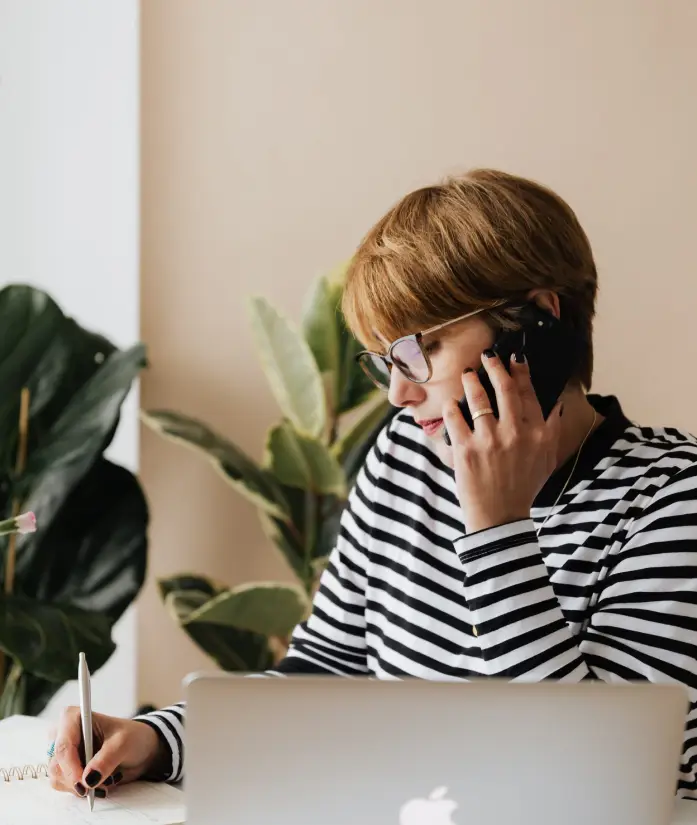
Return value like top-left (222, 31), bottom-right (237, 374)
top-left (0, 714), bottom-right (185, 825)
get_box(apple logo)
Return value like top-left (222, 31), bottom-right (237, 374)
top-left (399, 786), bottom-right (458, 824)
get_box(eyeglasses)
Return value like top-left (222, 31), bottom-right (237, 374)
top-left (356, 299), bottom-right (509, 391)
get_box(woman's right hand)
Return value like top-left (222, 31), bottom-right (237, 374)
top-left (48, 706), bottom-right (166, 798)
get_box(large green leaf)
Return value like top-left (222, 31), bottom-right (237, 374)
top-left (28, 318), bottom-right (118, 445)
top-left (17, 344), bottom-right (146, 531)
top-left (265, 421), bottom-right (347, 497)
top-left (11, 458), bottom-right (148, 621)
top-left (142, 411), bottom-right (290, 522)
top-left (0, 287), bottom-right (66, 432)
top-left (0, 315), bottom-right (120, 482)
top-left (187, 582), bottom-right (309, 638)
top-left (0, 595), bottom-right (115, 683)
top-left (159, 577), bottom-right (273, 672)
top-left (302, 276), bottom-right (341, 377)
top-left (249, 296), bottom-right (326, 438)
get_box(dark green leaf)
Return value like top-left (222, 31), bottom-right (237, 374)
top-left (142, 411), bottom-right (290, 522)
top-left (187, 583), bottom-right (309, 637)
top-left (0, 595), bottom-right (115, 683)
top-left (18, 345), bottom-right (146, 531)
top-left (163, 588), bottom-right (273, 672)
top-left (28, 318), bottom-right (118, 443)
top-left (0, 286), bottom-right (66, 431)
top-left (12, 458), bottom-right (148, 621)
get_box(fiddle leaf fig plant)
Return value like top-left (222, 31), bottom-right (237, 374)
top-left (0, 284), bottom-right (148, 718)
top-left (146, 263), bottom-right (395, 672)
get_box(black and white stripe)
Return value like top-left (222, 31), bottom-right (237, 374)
top-left (141, 395), bottom-right (697, 797)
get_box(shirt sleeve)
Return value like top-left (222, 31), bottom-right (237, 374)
top-left (454, 464), bottom-right (697, 793)
top-left (132, 702), bottom-right (185, 783)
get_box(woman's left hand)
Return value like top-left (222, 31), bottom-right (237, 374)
top-left (442, 350), bottom-right (563, 534)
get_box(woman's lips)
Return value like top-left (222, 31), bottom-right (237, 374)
top-left (417, 418), bottom-right (444, 436)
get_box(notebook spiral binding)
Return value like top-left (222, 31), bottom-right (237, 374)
top-left (0, 762), bottom-right (49, 782)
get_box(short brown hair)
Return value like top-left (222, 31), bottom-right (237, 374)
top-left (342, 169), bottom-right (598, 388)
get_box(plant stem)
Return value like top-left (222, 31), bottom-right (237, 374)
top-left (0, 388), bottom-right (30, 693)
top-left (4, 388), bottom-right (30, 595)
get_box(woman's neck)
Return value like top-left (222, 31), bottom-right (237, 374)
top-left (555, 387), bottom-right (603, 470)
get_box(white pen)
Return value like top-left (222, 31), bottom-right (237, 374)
top-left (78, 652), bottom-right (95, 812)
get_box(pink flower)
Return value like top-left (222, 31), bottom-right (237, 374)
top-left (15, 511), bottom-right (37, 534)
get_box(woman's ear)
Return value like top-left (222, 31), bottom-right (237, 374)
top-left (526, 289), bottom-right (560, 319)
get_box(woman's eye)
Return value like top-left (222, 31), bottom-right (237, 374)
top-left (423, 339), bottom-right (441, 355)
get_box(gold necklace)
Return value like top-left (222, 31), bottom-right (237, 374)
top-left (537, 408), bottom-right (598, 535)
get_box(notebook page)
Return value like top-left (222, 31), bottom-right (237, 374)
top-left (0, 714), bottom-right (50, 767)
top-left (0, 776), bottom-right (185, 825)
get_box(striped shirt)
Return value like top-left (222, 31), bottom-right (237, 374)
top-left (138, 394), bottom-right (697, 797)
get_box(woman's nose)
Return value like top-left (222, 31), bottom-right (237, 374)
top-left (388, 368), bottom-right (424, 408)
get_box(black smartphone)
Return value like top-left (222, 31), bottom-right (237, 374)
top-left (443, 303), bottom-right (579, 445)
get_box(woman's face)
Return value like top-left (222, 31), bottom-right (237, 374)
top-left (382, 292), bottom-right (556, 467)
top-left (384, 314), bottom-right (495, 455)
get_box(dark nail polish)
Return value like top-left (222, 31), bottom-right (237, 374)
top-left (483, 349), bottom-right (496, 359)
top-left (462, 368), bottom-right (474, 375)
top-left (113, 771), bottom-right (123, 784)
top-left (104, 775), bottom-right (114, 786)
top-left (95, 787), bottom-right (107, 799)
top-left (74, 783), bottom-right (86, 797)
top-left (86, 770), bottom-right (102, 788)
top-left (514, 351), bottom-right (526, 364)
top-left (443, 428), bottom-right (451, 446)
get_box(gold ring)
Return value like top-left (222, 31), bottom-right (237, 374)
top-left (472, 408), bottom-right (494, 422)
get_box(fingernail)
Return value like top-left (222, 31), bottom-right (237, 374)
top-left (462, 368), bottom-right (474, 375)
top-left (514, 351), bottom-right (525, 364)
top-left (483, 349), bottom-right (496, 359)
top-left (74, 782), bottom-right (86, 796)
top-left (86, 770), bottom-right (102, 788)
top-left (95, 787), bottom-right (107, 799)
top-left (104, 775), bottom-right (114, 786)
top-left (113, 771), bottom-right (123, 784)
top-left (443, 428), bottom-right (451, 446)
top-left (560, 404), bottom-right (565, 417)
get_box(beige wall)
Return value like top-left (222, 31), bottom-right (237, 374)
top-left (138, 0), bottom-right (697, 706)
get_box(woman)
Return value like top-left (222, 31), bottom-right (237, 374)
top-left (49, 169), bottom-right (697, 799)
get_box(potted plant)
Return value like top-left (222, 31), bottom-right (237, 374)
top-left (0, 285), bottom-right (148, 717)
top-left (144, 264), bottom-right (394, 671)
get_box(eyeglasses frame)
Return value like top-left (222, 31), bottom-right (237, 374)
top-left (355, 299), bottom-right (511, 390)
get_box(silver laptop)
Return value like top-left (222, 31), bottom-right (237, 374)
top-left (183, 672), bottom-right (688, 825)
